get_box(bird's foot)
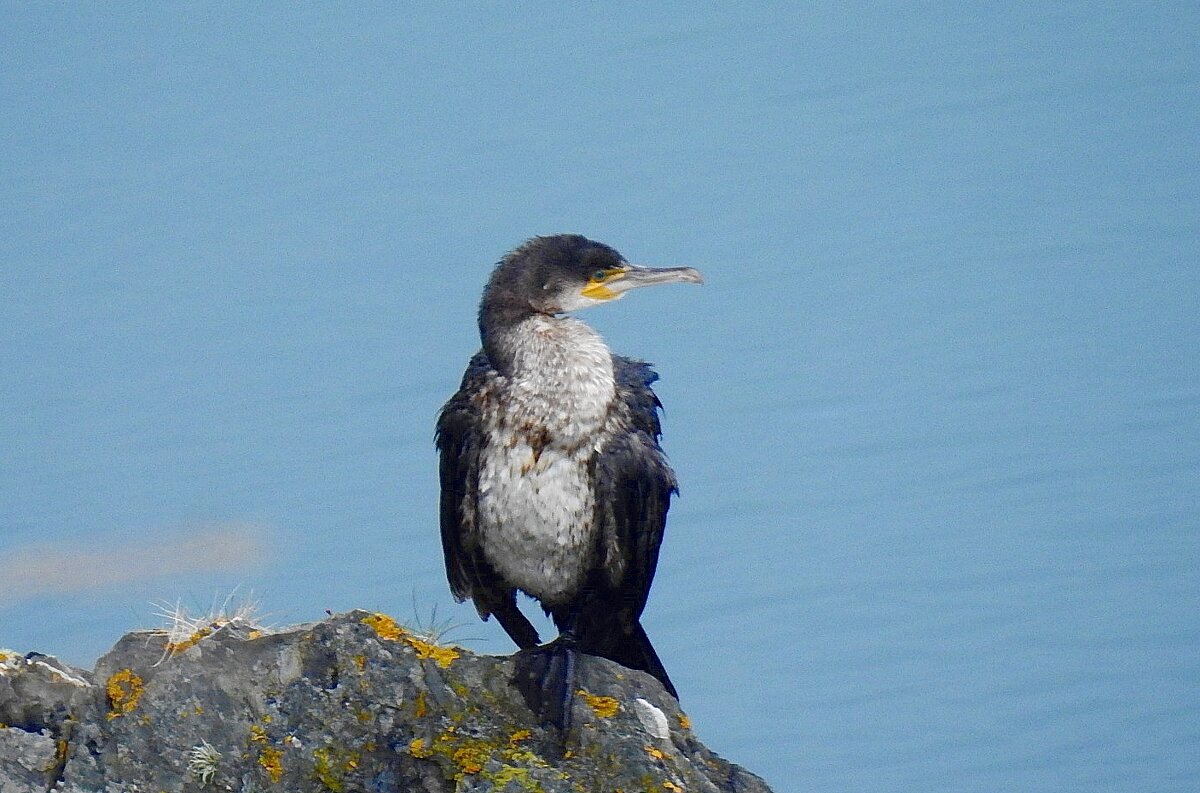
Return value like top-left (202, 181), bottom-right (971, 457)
top-left (511, 634), bottom-right (579, 738)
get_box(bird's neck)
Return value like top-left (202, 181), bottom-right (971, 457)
top-left (483, 314), bottom-right (617, 437)
top-left (482, 313), bottom-right (614, 384)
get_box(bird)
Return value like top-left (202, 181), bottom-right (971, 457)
top-left (435, 234), bottom-right (702, 724)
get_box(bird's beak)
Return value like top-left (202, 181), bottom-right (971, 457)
top-left (602, 265), bottom-right (705, 296)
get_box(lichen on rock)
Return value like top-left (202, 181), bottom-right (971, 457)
top-left (0, 610), bottom-right (773, 793)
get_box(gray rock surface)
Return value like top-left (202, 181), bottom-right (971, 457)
top-left (1, 611), bottom-right (773, 792)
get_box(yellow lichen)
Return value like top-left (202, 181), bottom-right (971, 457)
top-left (645, 745), bottom-right (666, 760)
top-left (452, 746), bottom-right (487, 776)
top-left (248, 629), bottom-right (263, 639)
top-left (105, 669), bottom-right (144, 719)
top-left (413, 730), bottom-right (487, 781)
top-left (408, 738), bottom-right (433, 758)
top-left (677, 713), bottom-right (691, 730)
top-left (406, 636), bottom-right (460, 668)
top-left (576, 689), bottom-right (620, 718)
top-left (166, 626), bottom-right (212, 656)
top-left (407, 724), bottom-right (552, 785)
top-left (259, 745), bottom-right (283, 783)
top-left (249, 725), bottom-right (268, 743)
top-left (352, 654), bottom-right (366, 671)
top-left (503, 748), bottom-right (547, 768)
top-left (414, 691), bottom-right (428, 718)
top-left (662, 781), bottom-right (683, 792)
top-left (483, 750), bottom-right (557, 792)
top-left (361, 612), bottom-right (406, 641)
top-left (361, 613), bottom-right (460, 668)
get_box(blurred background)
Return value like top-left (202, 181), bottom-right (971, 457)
top-left (2, 5), bottom-right (1197, 791)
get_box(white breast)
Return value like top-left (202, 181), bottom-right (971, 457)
top-left (476, 315), bottom-right (616, 605)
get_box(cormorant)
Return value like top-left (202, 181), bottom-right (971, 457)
top-left (436, 235), bottom-right (702, 720)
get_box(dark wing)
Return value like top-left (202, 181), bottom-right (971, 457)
top-left (435, 351), bottom-right (490, 602)
top-left (435, 351), bottom-right (540, 648)
top-left (593, 356), bottom-right (679, 622)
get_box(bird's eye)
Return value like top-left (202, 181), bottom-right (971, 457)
top-left (591, 270), bottom-right (608, 282)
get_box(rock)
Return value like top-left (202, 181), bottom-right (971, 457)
top-left (0, 611), bottom-right (773, 792)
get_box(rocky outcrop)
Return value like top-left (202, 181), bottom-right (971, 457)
top-left (1, 610), bottom-right (772, 792)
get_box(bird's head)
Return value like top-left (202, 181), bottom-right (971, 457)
top-left (481, 234), bottom-right (703, 320)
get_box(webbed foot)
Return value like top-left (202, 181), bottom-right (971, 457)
top-left (511, 634), bottom-right (579, 736)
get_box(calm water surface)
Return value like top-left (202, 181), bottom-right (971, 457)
top-left (2, 5), bottom-right (1198, 791)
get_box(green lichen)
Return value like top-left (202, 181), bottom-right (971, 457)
top-left (485, 764), bottom-right (545, 792)
top-left (312, 745), bottom-right (361, 792)
top-left (312, 747), bottom-right (341, 792)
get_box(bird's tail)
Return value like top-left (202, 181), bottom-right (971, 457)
top-left (586, 620), bottom-right (677, 700)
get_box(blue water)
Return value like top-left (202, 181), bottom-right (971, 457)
top-left (2, 5), bottom-right (1198, 791)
